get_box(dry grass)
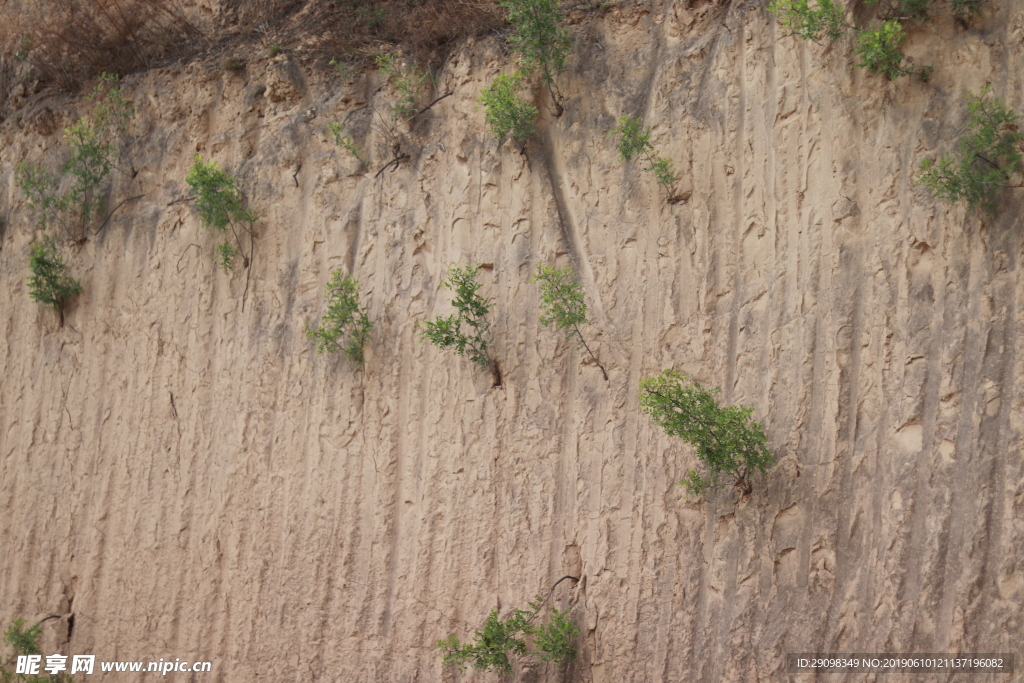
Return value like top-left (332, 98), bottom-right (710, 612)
top-left (5, 0), bottom-right (201, 90)
top-left (229, 0), bottom-right (506, 68)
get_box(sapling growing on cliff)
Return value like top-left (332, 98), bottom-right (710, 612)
top-left (185, 155), bottom-right (257, 273)
top-left (532, 263), bottom-right (607, 380)
top-left (610, 115), bottom-right (679, 201)
top-left (27, 236), bottom-right (82, 327)
top-left (917, 86), bottom-right (1023, 213)
top-left (639, 370), bottom-right (773, 496)
top-left (376, 53), bottom-right (428, 119)
top-left (480, 71), bottom-right (538, 149)
top-left (328, 122), bottom-right (368, 172)
top-left (2, 616), bottom-right (66, 681)
top-left (438, 589), bottom-right (579, 672)
top-left (307, 270), bottom-right (373, 365)
top-left (420, 264), bottom-right (500, 384)
top-left (854, 21), bottom-right (930, 80)
top-left (16, 72), bottom-right (137, 242)
top-left (768, 0), bottom-right (847, 42)
top-left (500, 0), bottom-right (573, 114)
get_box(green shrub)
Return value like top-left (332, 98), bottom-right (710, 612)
top-left (267, 43), bottom-right (282, 58)
top-left (28, 236), bottom-right (82, 324)
top-left (768, 0), bottom-right (847, 42)
top-left (610, 115), bottom-right (678, 200)
top-left (328, 122), bottom-right (369, 170)
top-left (307, 270), bottom-right (374, 365)
top-left (854, 21), bottom-right (915, 79)
top-left (376, 53), bottom-right (427, 119)
top-left (917, 86), bottom-right (1023, 213)
top-left (3, 619), bottom-right (42, 657)
top-left (420, 264), bottom-right (498, 380)
top-left (438, 598), bottom-right (578, 672)
top-left (533, 608), bottom-right (580, 663)
top-left (15, 73), bottom-right (133, 242)
top-left (532, 263), bottom-right (607, 380)
top-left (185, 155), bottom-right (257, 271)
top-left (500, 0), bottom-right (573, 103)
top-left (639, 370), bottom-right (773, 496)
top-left (480, 72), bottom-right (538, 147)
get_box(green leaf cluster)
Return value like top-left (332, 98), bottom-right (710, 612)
top-left (854, 20), bottom-right (915, 80)
top-left (185, 155), bottom-right (257, 271)
top-left (328, 123), bottom-right (368, 170)
top-left (610, 115), bottom-right (677, 199)
top-left (3, 619), bottom-right (42, 657)
top-left (307, 270), bottom-right (374, 365)
top-left (376, 54), bottom-right (427, 119)
top-left (639, 370), bottom-right (773, 496)
top-left (917, 86), bottom-right (1023, 213)
top-left (768, 0), bottom-right (846, 42)
top-left (532, 263), bottom-right (607, 379)
top-left (438, 601), bottom-right (578, 672)
top-left (15, 72), bottom-right (132, 240)
top-left (27, 236), bottom-right (82, 314)
top-left (479, 72), bottom-right (538, 146)
top-left (1, 618), bottom-right (66, 683)
top-left (420, 264), bottom-right (492, 371)
top-left (500, 0), bottom-right (573, 87)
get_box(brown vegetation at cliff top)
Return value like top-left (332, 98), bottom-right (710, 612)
top-left (0, 0), bottom-right (504, 94)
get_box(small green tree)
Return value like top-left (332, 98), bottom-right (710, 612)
top-left (328, 123), bottom-right (368, 171)
top-left (480, 72), bottom-right (538, 149)
top-left (185, 155), bottom-right (257, 272)
top-left (420, 264), bottom-right (500, 383)
top-left (499, 0), bottom-right (573, 112)
top-left (768, 0), bottom-right (847, 42)
top-left (2, 617), bottom-right (68, 682)
top-left (532, 263), bottom-right (607, 380)
top-left (376, 53), bottom-right (427, 119)
top-left (307, 270), bottom-right (374, 365)
top-left (853, 21), bottom-right (930, 80)
top-left (438, 598), bottom-right (578, 672)
top-left (917, 86), bottom-right (1023, 213)
top-left (16, 73), bottom-right (134, 243)
top-left (533, 608), bottom-right (580, 663)
top-left (610, 115), bottom-right (678, 201)
top-left (27, 236), bottom-right (82, 327)
top-left (639, 370), bottom-right (773, 496)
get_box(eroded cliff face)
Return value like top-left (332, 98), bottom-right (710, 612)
top-left (2, 1), bottom-right (1024, 681)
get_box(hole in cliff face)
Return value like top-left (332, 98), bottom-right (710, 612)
top-left (66, 614), bottom-right (75, 642)
top-left (490, 360), bottom-right (503, 388)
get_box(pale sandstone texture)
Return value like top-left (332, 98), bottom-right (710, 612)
top-left (2, 1), bottom-right (1024, 681)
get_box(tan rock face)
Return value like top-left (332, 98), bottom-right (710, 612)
top-left (2, 3), bottom-right (1023, 681)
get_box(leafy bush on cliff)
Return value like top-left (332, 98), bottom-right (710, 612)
top-left (480, 72), bottom-right (538, 148)
top-left (27, 236), bottom-right (82, 326)
top-left (532, 263), bottom-right (607, 380)
top-left (2, 617), bottom-right (67, 682)
top-left (438, 598), bottom-right (578, 672)
top-left (610, 115), bottom-right (678, 201)
top-left (185, 155), bottom-right (257, 272)
top-left (16, 73), bottom-right (135, 242)
top-left (500, 0), bottom-right (573, 111)
top-left (420, 264), bottom-right (500, 383)
top-left (917, 86), bottom-right (1023, 213)
top-left (376, 53), bottom-right (428, 119)
top-left (639, 370), bottom-right (773, 496)
top-left (307, 270), bottom-right (374, 365)
top-left (769, 0), bottom-right (847, 42)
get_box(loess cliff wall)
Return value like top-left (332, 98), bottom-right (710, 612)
top-left (2, 1), bottom-right (1024, 681)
